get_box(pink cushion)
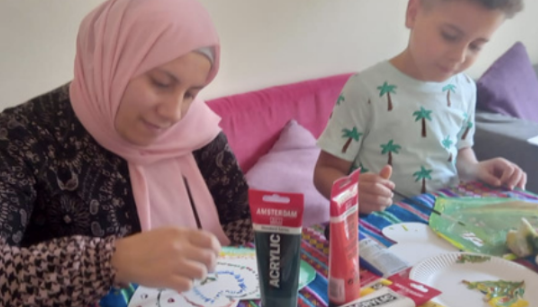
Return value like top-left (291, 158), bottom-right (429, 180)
top-left (245, 120), bottom-right (329, 227)
top-left (207, 74), bottom-right (352, 172)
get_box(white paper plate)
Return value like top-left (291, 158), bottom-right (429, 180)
top-left (382, 222), bottom-right (458, 266)
top-left (410, 252), bottom-right (538, 306)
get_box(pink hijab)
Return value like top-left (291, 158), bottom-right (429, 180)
top-left (70, 0), bottom-right (230, 245)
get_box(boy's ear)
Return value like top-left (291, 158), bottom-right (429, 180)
top-left (406, 0), bottom-right (420, 29)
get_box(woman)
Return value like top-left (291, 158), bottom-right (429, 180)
top-left (0, 0), bottom-right (252, 305)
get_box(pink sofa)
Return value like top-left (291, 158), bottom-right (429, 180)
top-left (207, 73), bottom-right (352, 173)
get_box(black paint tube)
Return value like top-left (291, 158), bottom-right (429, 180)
top-left (249, 189), bottom-right (305, 307)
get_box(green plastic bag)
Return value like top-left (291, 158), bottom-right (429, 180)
top-left (429, 197), bottom-right (538, 258)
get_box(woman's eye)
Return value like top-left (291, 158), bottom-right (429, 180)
top-left (151, 78), bottom-right (171, 89)
top-left (442, 32), bottom-right (458, 42)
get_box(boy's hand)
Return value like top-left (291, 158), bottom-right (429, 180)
top-left (475, 158), bottom-right (527, 190)
top-left (359, 165), bottom-right (395, 214)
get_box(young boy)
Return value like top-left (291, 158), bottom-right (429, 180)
top-left (314, 0), bottom-right (527, 214)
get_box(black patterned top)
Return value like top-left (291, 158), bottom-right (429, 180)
top-left (0, 84), bottom-right (253, 306)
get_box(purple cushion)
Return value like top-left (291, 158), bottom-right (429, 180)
top-left (245, 120), bottom-right (329, 226)
top-left (476, 42), bottom-right (538, 122)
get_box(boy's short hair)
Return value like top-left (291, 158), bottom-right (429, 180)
top-left (421, 0), bottom-right (524, 18)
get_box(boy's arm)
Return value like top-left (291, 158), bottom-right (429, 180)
top-left (456, 147), bottom-right (479, 181)
top-left (314, 73), bottom-right (393, 213)
top-left (455, 77), bottom-right (478, 180)
top-left (314, 151), bottom-right (353, 200)
top-left (314, 74), bottom-right (366, 199)
top-left (455, 79), bottom-right (525, 189)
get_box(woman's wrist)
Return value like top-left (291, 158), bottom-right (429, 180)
top-left (110, 237), bottom-right (130, 288)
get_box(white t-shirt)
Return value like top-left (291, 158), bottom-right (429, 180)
top-left (317, 61), bottom-right (476, 196)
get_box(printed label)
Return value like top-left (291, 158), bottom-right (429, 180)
top-left (359, 238), bottom-right (410, 277)
top-left (249, 189), bottom-right (304, 307)
top-left (328, 169), bottom-right (361, 305)
top-left (341, 288), bottom-right (415, 307)
top-left (329, 277), bottom-right (346, 303)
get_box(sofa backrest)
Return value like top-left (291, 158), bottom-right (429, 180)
top-left (207, 73), bottom-right (352, 172)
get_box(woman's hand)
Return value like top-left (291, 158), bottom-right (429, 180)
top-left (111, 227), bottom-right (221, 293)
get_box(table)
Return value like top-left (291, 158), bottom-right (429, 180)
top-left (239, 182), bottom-right (538, 307)
top-left (98, 182), bottom-right (538, 307)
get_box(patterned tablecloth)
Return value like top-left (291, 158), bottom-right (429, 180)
top-left (240, 182), bottom-right (538, 307)
top-left (98, 182), bottom-right (538, 307)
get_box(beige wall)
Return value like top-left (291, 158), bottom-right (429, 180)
top-left (1, 0), bottom-right (537, 107)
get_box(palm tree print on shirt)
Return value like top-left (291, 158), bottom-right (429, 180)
top-left (336, 94), bottom-right (345, 105)
top-left (461, 112), bottom-right (474, 140)
top-left (441, 135), bottom-right (454, 162)
top-left (413, 107), bottom-right (433, 137)
top-left (350, 161), bottom-right (368, 174)
top-left (442, 84), bottom-right (456, 107)
top-left (341, 127), bottom-right (362, 153)
top-left (330, 94), bottom-right (345, 119)
top-left (377, 82), bottom-right (397, 111)
top-left (413, 166), bottom-right (433, 194)
top-left (380, 139), bottom-right (401, 166)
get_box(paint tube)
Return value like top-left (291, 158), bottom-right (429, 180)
top-left (328, 169), bottom-right (361, 307)
top-left (249, 190), bottom-right (304, 307)
top-left (358, 232), bottom-right (410, 277)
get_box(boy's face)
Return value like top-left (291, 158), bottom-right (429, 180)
top-left (406, 0), bottom-right (506, 82)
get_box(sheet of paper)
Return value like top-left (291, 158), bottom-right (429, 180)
top-left (527, 135), bottom-right (538, 146)
top-left (128, 287), bottom-right (242, 307)
top-left (382, 222), bottom-right (458, 266)
top-left (128, 248), bottom-right (260, 307)
top-left (428, 197), bottom-right (538, 257)
top-left (127, 246), bottom-right (317, 307)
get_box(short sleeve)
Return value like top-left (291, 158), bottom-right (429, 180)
top-left (457, 78), bottom-right (477, 149)
top-left (317, 74), bottom-right (371, 161)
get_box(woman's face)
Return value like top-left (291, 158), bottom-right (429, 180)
top-left (115, 52), bottom-right (212, 146)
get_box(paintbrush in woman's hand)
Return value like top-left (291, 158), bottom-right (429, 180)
top-left (183, 176), bottom-right (202, 229)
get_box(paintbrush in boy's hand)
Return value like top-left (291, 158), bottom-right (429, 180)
top-left (392, 190), bottom-right (467, 227)
top-left (324, 189), bottom-right (467, 240)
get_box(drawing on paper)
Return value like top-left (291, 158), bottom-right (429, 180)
top-left (456, 254), bottom-right (491, 264)
top-left (128, 248), bottom-right (260, 307)
top-left (462, 280), bottom-right (528, 307)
